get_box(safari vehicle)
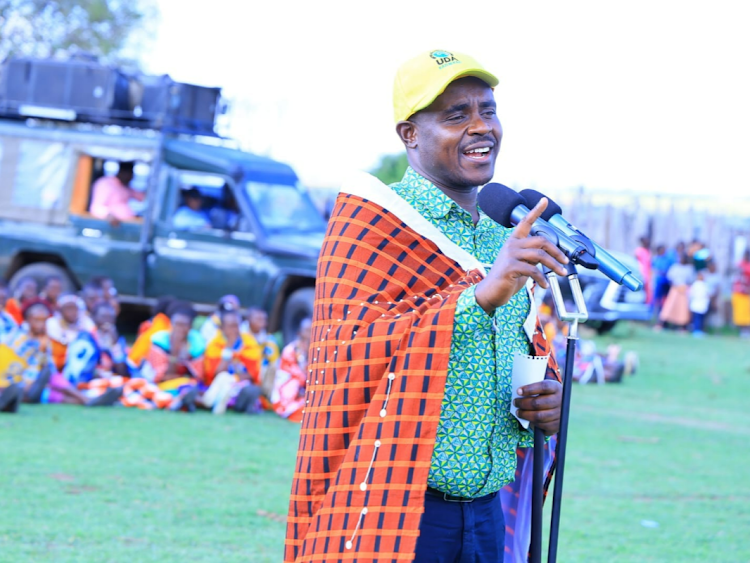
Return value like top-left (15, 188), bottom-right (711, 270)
top-left (0, 118), bottom-right (325, 342)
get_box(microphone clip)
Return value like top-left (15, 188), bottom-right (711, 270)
top-left (544, 261), bottom-right (588, 335)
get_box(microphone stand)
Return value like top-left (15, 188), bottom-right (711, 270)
top-left (529, 261), bottom-right (588, 563)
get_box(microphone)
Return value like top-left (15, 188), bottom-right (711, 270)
top-left (477, 183), bottom-right (598, 270)
top-left (519, 189), bottom-right (643, 292)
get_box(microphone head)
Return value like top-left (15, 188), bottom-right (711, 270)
top-left (519, 189), bottom-right (562, 221)
top-left (477, 183), bottom-right (525, 228)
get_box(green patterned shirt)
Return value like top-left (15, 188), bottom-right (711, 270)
top-left (390, 167), bottom-right (533, 498)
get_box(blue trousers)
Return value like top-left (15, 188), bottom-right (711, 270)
top-left (413, 488), bottom-right (506, 563)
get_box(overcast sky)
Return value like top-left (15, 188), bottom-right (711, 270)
top-left (145, 1), bottom-right (750, 200)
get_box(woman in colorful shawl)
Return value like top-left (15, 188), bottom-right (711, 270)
top-left (270, 318), bottom-right (310, 422)
top-left (203, 308), bottom-right (263, 414)
top-left (129, 302), bottom-right (205, 412)
top-left (199, 294), bottom-right (250, 344)
top-left (732, 249), bottom-right (750, 338)
top-left (62, 301), bottom-right (127, 406)
top-left (128, 296), bottom-right (175, 368)
top-left (1, 300), bottom-right (51, 411)
top-left (46, 294), bottom-right (95, 371)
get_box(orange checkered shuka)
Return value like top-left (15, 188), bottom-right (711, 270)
top-left (285, 173), bottom-right (560, 563)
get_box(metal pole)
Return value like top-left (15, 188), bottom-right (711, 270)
top-left (530, 426), bottom-right (546, 563)
top-left (547, 320), bottom-right (579, 563)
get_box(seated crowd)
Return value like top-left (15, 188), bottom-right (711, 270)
top-left (0, 276), bottom-right (309, 420)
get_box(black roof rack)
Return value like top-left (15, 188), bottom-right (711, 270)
top-left (0, 57), bottom-right (225, 136)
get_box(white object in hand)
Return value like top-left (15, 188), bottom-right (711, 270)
top-left (510, 351), bottom-right (549, 430)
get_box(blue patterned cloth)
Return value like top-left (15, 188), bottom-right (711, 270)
top-left (390, 167), bottom-right (533, 498)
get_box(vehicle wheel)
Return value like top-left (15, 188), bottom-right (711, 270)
top-left (595, 320), bottom-right (617, 335)
top-left (282, 287), bottom-right (315, 345)
top-left (9, 263), bottom-right (76, 294)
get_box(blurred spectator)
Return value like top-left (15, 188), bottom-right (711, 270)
top-left (658, 253), bottom-right (694, 330)
top-left (689, 271), bottom-right (710, 337)
top-left (39, 276), bottom-right (63, 312)
top-left (635, 237), bottom-right (652, 305)
top-left (247, 307), bottom-right (280, 364)
top-left (129, 296), bottom-right (175, 367)
top-left (173, 187), bottom-right (211, 230)
top-left (139, 302), bottom-right (204, 412)
top-left (199, 294), bottom-right (247, 343)
top-left (651, 244), bottom-right (673, 317)
top-left (89, 161), bottom-right (145, 224)
top-left (731, 249), bottom-right (750, 338)
top-left (46, 294), bottom-right (96, 371)
top-left (270, 317), bottom-right (311, 422)
top-left (203, 307), bottom-right (263, 415)
top-left (81, 281), bottom-right (105, 316)
top-left (90, 276), bottom-right (121, 315)
top-left (2, 300), bottom-right (53, 404)
top-left (0, 281), bottom-right (19, 345)
top-left (5, 276), bottom-right (39, 324)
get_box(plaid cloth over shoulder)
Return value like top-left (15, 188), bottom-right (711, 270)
top-left (285, 172), bottom-right (560, 563)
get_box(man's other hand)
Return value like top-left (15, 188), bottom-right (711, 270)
top-left (514, 380), bottom-right (563, 436)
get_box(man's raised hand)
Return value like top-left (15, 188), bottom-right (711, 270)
top-left (475, 197), bottom-right (569, 314)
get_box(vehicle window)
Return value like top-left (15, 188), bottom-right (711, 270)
top-left (244, 182), bottom-right (326, 234)
top-left (172, 172), bottom-right (238, 231)
top-left (13, 139), bottom-right (72, 209)
top-left (79, 157), bottom-right (149, 220)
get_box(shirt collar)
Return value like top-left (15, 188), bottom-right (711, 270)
top-left (401, 167), bottom-right (479, 221)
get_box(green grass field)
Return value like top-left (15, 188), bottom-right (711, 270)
top-left (1, 325), bottom-right (749, 562)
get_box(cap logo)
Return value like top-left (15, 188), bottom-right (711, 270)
top-left (430, 50), bottom-right (460, 69)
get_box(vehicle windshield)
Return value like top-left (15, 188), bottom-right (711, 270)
top-left (244, 181), bottom-right (327, 234)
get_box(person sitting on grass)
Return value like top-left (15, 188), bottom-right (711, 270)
top-left (270, 318), bottom-right (311, 422)
top-left (139, 302), bottom-right (205, 412)
top-left (199, 294), bottom-right (247, 344)
top-left (129, 296), bottom-right (176, 368)
top-left (62, 301), bottom-right (128, 403)
top-left (46, 294), bottom-right (96, 372)
top-left (203, 308), bottom-right (263, 415)
top-left (0, 281), bottom-right (19, 345)
top-left (4, 300), bottom-right (54, 404)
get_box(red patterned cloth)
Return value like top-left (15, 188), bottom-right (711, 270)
top-left (285, 173), bottom-right (560, 563)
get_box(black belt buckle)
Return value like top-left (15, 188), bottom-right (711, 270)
top-left (427, 487), bottom-right (474, 503)
top-left (443, 492), bottom-right (474, 503)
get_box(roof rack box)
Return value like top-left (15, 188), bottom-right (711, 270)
top-left (0, 57), bottom-right (222, 135)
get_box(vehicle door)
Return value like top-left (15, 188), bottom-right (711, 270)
top-left (146, 168), bottom-right (270, 307)
top-left (66, 146), bottom-right (156, 296)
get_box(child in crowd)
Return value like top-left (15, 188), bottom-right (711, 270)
top-left (689, 271), bottom-right (711, 337)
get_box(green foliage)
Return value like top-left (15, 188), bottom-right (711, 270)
top-left (370, 152), bottom-right (408, 185)
top-left (0, 0), bottom-right (158, 64)
top-left (0, 326), bottom-right (749, 561)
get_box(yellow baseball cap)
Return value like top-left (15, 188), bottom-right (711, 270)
top-left (393, 49), bottom-right (499, 123)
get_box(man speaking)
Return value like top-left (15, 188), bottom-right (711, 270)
top-left (285, 50), bottom-right (567, 562)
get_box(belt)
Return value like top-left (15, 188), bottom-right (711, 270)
top-left (425, 486), bottom-right (498, 503)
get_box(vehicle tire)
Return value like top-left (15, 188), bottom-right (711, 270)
top-left (282, 287), bottom-right (315, 345)
top-left (594, 320), bottom-right (617, 335)
top-left (9, 262), bottom-right (76, 295)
